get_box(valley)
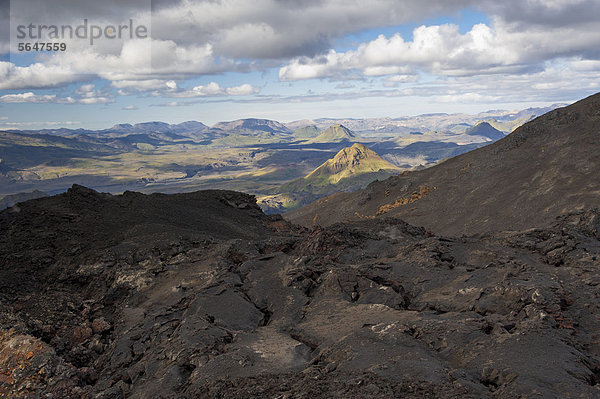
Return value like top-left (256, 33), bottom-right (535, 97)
top-left (0, 106), bottom-right (558, 212)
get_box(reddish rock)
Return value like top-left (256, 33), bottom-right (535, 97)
top-left (91, 318), bottom-right (111, 334)
top-left (72, 326), bottom-right (92, 343)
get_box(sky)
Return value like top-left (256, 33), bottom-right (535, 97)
top-left (1, 0), bottom-right (599, 130)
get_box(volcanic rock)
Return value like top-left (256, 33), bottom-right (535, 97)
top-left (0, 187), bottom-right (599, 397)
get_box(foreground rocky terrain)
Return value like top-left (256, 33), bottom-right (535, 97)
top-left (1, 185), bottom-right (599, 398)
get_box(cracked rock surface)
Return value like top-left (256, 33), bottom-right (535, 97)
top-left (1, 186), bottom-right (599, 398)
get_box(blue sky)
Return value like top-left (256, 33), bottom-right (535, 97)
top-left (1, 0), bottom-right (599, 130)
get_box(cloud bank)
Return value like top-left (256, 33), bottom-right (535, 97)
top-left (0, 0), bottom-right (598, 112)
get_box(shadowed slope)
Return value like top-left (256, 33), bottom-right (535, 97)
top-left (465, 122), bottom-right (505, 141)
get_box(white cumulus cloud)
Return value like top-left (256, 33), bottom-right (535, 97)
top-left (0, 92), bottom-right (68, 103)
top-left (279, 18), bottom-right (600, 81)
top-left (173, 82), bottom-right (259, 97)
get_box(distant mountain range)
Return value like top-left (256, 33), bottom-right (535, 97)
top-left (285, 104), bottom-right (565, 136)
top-left (5, 104), bottom-right (564, 139)
top-left (212, 118), bottom-right (291, 135)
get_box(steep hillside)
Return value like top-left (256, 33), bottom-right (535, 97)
top-left (308, 124), bottom-right (356, 143)
top-left (286, 92), bottom-right (600, 235)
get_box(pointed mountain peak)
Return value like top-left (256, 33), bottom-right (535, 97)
top-left (465, 121), bottom-right (505, 140)
top-left (274, 143), bottom-right (402, 209)
top-left (332, 143), bottom-right (377, 164)
top-left (349, 142), bottom-right (371, 151)
top-left (307, 143), bottom-right (399, 182)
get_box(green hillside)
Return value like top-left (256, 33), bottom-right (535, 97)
top-left (307, 124), bottom-right (356, 143)
top-left (293, 125), bottom-right (321, 139)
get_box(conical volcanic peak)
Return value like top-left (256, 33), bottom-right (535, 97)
top-left (307, 143), bottom-right (399, 182)
top-left (465, 122), bottom-right (505, 141)
top-left (262, 144), bottom-right (401, 213)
